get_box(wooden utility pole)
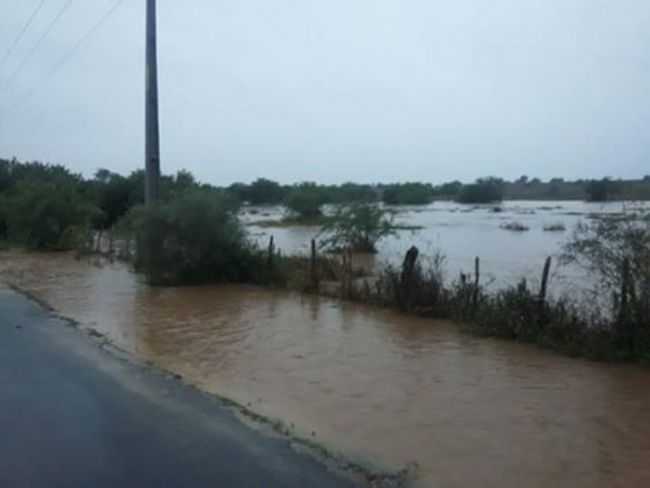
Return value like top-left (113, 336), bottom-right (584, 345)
top-left (145, 0), bottom-right (160, 205)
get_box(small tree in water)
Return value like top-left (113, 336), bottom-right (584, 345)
top-left (285, 184), bottom-right (324, 220)
top-left (319, 202), bottom-right (395, 253)
top-left (119, 190), bottom-right (262, 285)
top-left (563, 214), bottom-right (650, 294)
top-left (562, 212), bottom-right (650, 356)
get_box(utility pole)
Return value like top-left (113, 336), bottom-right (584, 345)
top-left (145, 0), bottom-right (160, 205)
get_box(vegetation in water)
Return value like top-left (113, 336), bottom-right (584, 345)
top-left (381, 182), bottom-right (434, 205)
top-left (339, 220), bottom-right (650, 361)
top-left (2, 156), bottom-right (650, 362)
top-left (585, 178), bottom-right (617, 202)
top-left (456, 177), bottom-right (505, 204)
top-left (500, 221), bottom-right (530, 232)
top-left (117, 191), bottom-right (260, 285)
top-left (284, 183), bottom-right (325, 220)
top-left (0, 178), bottom-right (98, 250)
top-left (318, 203), bottom-right (395, 253)
top-left (543, 223), bottom-right (566, 232)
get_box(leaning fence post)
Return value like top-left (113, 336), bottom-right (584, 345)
top-left (539, 256), bottom-right (552, 303)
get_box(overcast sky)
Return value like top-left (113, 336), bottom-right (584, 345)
top-left (0, 0), bottom-right (649, 185)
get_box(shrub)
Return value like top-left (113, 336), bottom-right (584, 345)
top-left (543, 223), bottom-right (566, 232)
top-left (319, 203), bottom-right (395, 253)
top-left (501, 221), bottom-right (529, 231)
top-left (285, 184), bottom-right (324, 219)
top-left (2, 181), bottom-right (99, 250)
top-left (121, 191), bottom-right (265, 284)
top-left (563, 214), bottom-right (650, 357)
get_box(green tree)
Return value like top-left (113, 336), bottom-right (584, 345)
top-left (319, 203), bottom-right (395, 253)
top-left (92, 169), bottom-right (133, 230)
top-left (247, 178), bottom-right (286, 205)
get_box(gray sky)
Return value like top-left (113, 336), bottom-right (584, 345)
top-left (0, 0), bottom-right (649, 185)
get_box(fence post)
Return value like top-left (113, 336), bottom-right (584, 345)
top-left (399, 246), bottom-right (419, 311)
top-left (267, 235), bottom-right (275, 268)
top-left (340, 247), bottom-right (353, 298)
top-left (538, 256), bottom-right (552, 324)
top-left (539, 257), bottom-right (551, 303)
top-left (472, 256), bottom-right (480, 312)
top-left (310, 239), bottom-right (318, 290)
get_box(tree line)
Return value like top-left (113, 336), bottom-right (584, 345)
top-left (2, 156), bottom-right (650, 251)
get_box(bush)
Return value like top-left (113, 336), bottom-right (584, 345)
top-left (285, 184), bottom-right (324, 219)
top-left (319, 203), bottom-right (394, 253)
top-left (457, 177), bottom-right (504, 204)
top-left (121, 191), bottom-right (264, 284)
top-left (543, 223), bottom-right (566, 232)
top-left (563, 214), bottom-right (650, 356)
top-left (2, 181), bottom-right (98, 250)
top-left (563, 214), bottom-right (650, 293)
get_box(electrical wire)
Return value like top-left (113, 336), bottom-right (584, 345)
top-left (4, 0), bottom-right (125, 112)
top-left (0, 0), bottom-right (47, 73)
top-left (2, 0), bottom-right (74, 91)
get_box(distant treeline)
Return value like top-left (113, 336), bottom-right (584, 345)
top-left (2, 156), bottom-right (650, 249)
top-left (227, 174), bottom-right (650, 205)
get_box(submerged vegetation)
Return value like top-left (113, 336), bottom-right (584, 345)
top-left (118, 192), bottom-right (263, 285)
top-left (341, 213), bottom-right (650, 361)
top-left (543, 223), bottom-right (566, 232)
top-left (284, 183), bottom-right (326, 220)
top-left (2, 156), bottom-right (650, 362)
top-left (500, 221), bottom-right (530, 232)
top-left (456, 177), bottom-right (505, 204)
top-left (319, 203), bottom-right (395, 253)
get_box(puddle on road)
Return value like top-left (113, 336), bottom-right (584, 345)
top-left (2, 251), bottom-right (650, 487)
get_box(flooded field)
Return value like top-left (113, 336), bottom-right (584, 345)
top-left (245, 200), bottom-right (650, 289)
top-left (2, 250), bottom-right (650, 487)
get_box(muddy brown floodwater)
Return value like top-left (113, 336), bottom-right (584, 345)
top-left (2, 251), bottom-right (650, 487)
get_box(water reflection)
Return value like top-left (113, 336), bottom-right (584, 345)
top-left (1, 251), bottom-right (650, 488)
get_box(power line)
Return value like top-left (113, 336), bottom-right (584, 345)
top-left (2, 0), bottom-right (74, 91)
top-left (0, 0), bottom-right (47, 73)
top-left (4, 0), bottom-right (125, 113)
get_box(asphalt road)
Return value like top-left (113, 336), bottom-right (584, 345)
top-left (0, 286), bottom-right (358, 488)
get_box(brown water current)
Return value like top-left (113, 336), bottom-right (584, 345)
top-left (2, 251), bottom-right (650, 487)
